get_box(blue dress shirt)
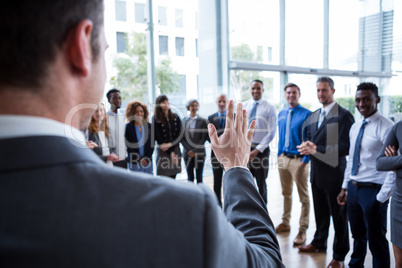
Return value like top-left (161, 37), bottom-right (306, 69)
top-left (135, 125), bottom-right (145, 157)
top-left (277, 104), bottom-right (311, 163)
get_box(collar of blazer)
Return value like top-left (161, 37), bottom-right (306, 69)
top-left (311, 103), bottom-right (340, 138)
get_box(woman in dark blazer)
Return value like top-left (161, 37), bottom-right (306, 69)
top-left (376, 120), bottom-right (402, 267)
top-left (125, 101), bottom-right (154, 174)
top-left (153, 95), bottom-right (182, 179)
top-left (87, 103), bottom-right (119, 165)
top-left (181, 99), bottom-right (209, 184)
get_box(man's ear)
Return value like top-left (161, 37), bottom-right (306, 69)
top-left (376, 96), bottom-right (381, 104)
top-left (67, 19), bottom-right (94, 77)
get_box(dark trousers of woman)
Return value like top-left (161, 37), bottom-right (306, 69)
top-left (184, 155), bottom-right (205, 184)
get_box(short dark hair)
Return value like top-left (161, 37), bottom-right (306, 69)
top-left (0, 0), bottom-right (104, 89)
top-left (106, 89), bottom-right (121, 101)
top-left (186, 99), bottom-right (199, 110)
top-left (284, 83), bottom-right (300, 92)
top-left (316, 76), bottom-right (335, 89)
top-left (251, 80), bottom-right (264, 86)
top-left (356, 82), bottom-right (379, 98)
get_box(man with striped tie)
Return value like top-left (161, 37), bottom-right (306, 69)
top-left (243, 80), bottom-right (277, 204)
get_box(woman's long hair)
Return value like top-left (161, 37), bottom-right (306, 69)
top-left (88, 103), bottom-right (110, 136)
top-left (125, 101), bottom-right (149, 124)
top-left (154, 95), bottom-right (176, 122)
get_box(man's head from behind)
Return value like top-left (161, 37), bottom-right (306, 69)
top-left (0, 0), bottom-right (104, 89)
top-left (0, 0), bottom-right (106, 129)
top-left (355, 82), bottom-right (380, 119)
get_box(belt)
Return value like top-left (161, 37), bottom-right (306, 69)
top-left (283, 153), bottom-right (302, 159)
top-left (351, 180), bottom-right (382, 189)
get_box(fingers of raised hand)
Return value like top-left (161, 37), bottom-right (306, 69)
top-left (242, 109), bottom-right (248, 135)
top-left (208, 123), bottom-right (219, 148)
top-left (235, 103), bottom-right (243, 134)
top-left (225, 100), bottom-right (235, 130)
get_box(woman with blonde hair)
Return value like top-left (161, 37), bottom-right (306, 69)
top-left (87, 103), bottom-right (119, 165)
top-left (125, 101), bottom-right (154, 174)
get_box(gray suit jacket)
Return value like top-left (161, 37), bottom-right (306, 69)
top-left (181, 116), bottom-right (209, 156)
top-left (0, 135), bottom-right (283, 267)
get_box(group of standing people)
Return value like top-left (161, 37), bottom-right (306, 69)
top-left (276, 77), bottom-right (400, 268)
top-left (86, 77), bottom-right (402, 268)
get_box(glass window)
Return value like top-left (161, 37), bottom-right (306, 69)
top-left (267, 47), bottom-right (273, 62)
top-left (329, 0), bottom-right (359, 70)
top-left (158, 6), bottom-right (167, 26)
top-left (175, 37), bottom-right (184, 56)
top-left (115, 0), bottom-right (127, 21)
top-left (175, 9), bottom-right (183, 27)
top-left (135, 3), bottom-right (146, 24)
top-left (285, 0), bottom-right (323, 68)
top-left (229, 0), bottom-right (279, 65)
top-left (116, 32), bottom-right (127, 53)
top-left (195, 39), bottom-right (198, 57)
top-left (159, 35), bottom-right (168, 55)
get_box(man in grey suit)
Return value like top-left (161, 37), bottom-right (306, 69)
top-left (0, 1), bottom-right (284, 267)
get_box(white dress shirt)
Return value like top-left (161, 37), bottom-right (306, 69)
top-left (320, 101), bottom-right (337, 119)
top-left (107, 109), bottom-right (126, 160)
top-left (342, 111), bottom-right (395, 202)
top-left (243, 98), bottom-right (277, 152)
top-left (0, 115), bottom-right (86, 145)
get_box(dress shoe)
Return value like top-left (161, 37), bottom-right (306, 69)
top-left (298, 243), bottom-right (326, 253)
top-left (327, 259), bottom-right (344, 268)
top-left (275, 223), bottom-right (290, 233)
top-left (293, 231), bottom-right (306, 245)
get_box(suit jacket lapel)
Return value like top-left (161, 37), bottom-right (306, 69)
top-left (313, 103), bottom-right (339, 138)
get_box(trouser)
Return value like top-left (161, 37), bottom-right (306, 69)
top-left (311, 182), bottom-right (349, 261)
top-left (347, 180), bottom-right (390, 268)
top-left (184, 154), bottom-right (205, 184)
top-left (211, 154), bottom-right (224, 206)
top-left (277, 154), bottom-right (310, 232)
top-left (248, 145), bottom-right (270, 204)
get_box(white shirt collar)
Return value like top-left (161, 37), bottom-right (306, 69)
top-left (107, 109), bottom-right (121, 116)
top-left (364, 110), bottom-right (380, 123)
top-left (0, 115), bottom-right (86, 145)
top-left (321, 101), bottom-right (337, 115)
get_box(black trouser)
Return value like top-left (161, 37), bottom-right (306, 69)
top-left (184, 154), bottom-right (205, 184)
top-left (311, 182), bottom-right (349, 261)
top-left (211, 153), bottom-right (224, 206)
top-left (248, 146), bottom-right (270, 204)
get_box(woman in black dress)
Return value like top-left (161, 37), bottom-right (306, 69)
top-left (153, 95), bottom-right (182, 179)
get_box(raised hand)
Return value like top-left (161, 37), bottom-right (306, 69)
top-left (208, 100), bottom-right (256, 171)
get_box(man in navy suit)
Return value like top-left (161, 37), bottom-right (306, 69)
top-left (208, 94), bottom-right (229, 205)
top-left (0, 1), bottom-right (284, 267)
top-left (298, 77), bottom-right (354, 268)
